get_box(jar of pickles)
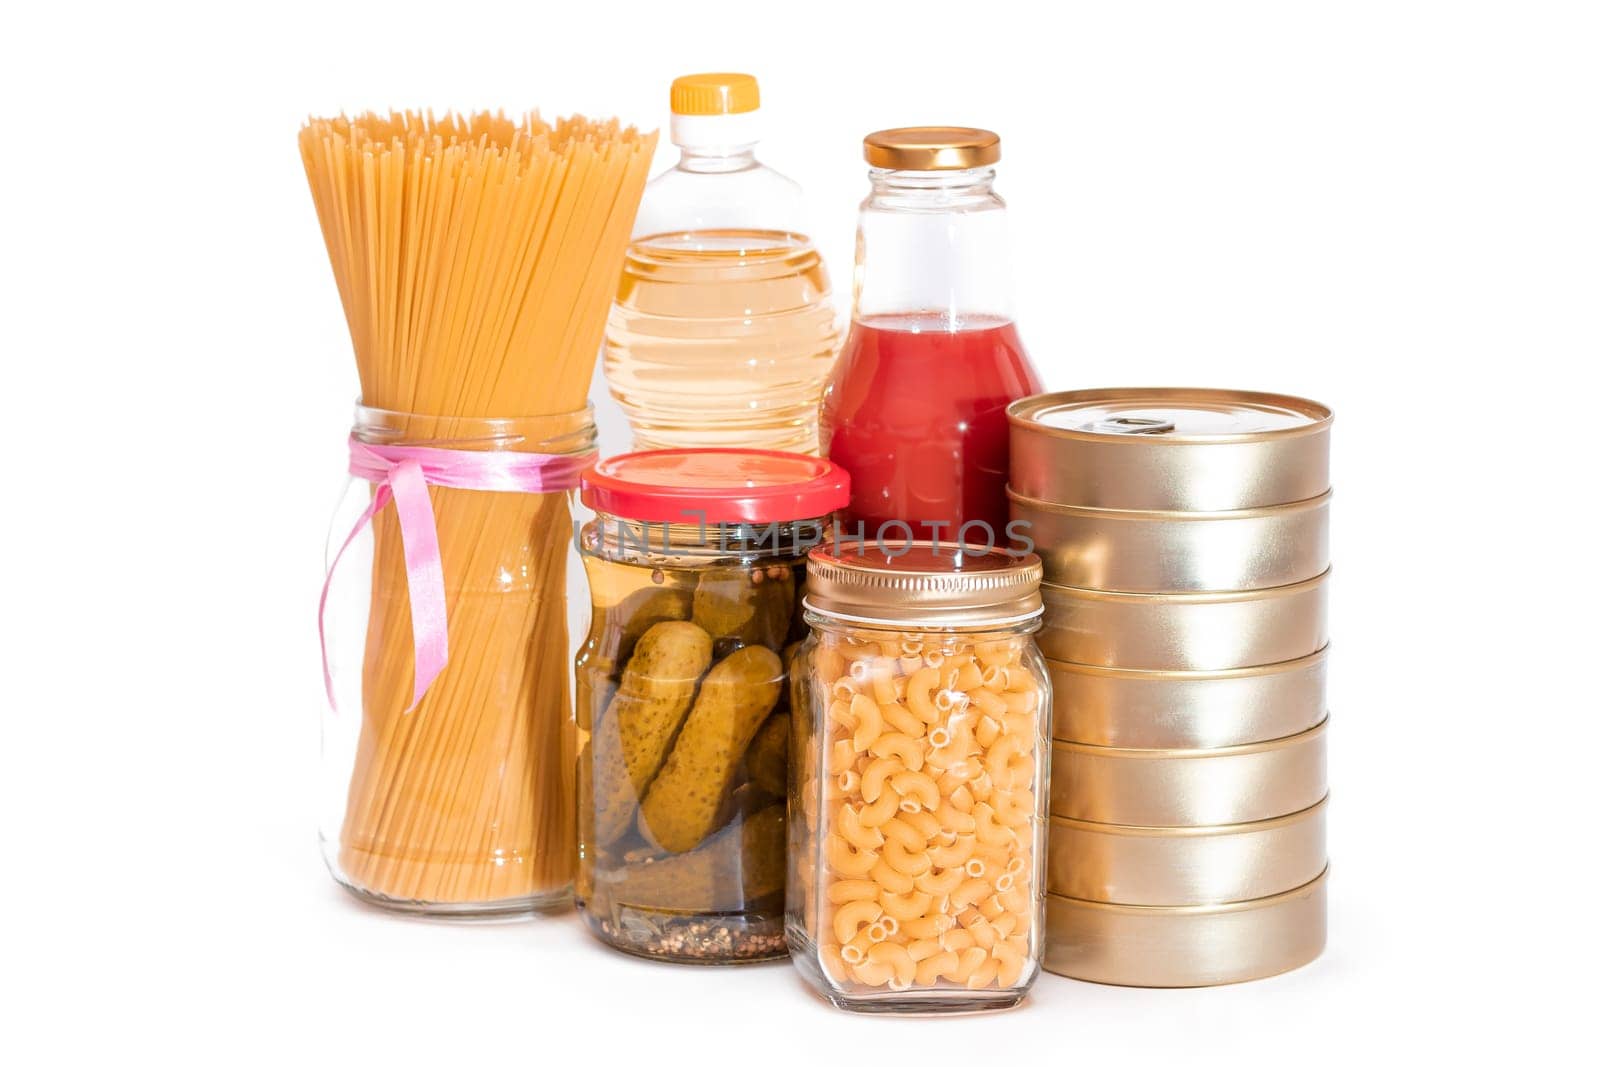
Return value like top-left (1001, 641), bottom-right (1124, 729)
top-left (575, 449), bottom-right (849, 962)
top-left (788, 543), bottom-right (1049, 1012)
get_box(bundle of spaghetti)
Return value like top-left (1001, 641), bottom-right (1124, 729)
top-left (301, 111), bottom-right (656, 906)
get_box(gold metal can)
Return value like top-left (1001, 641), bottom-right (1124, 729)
top-left (1008, 388), bottom-right (1332, 511)
top-left (1042, 868), bottom-right (1327, 987)
top-left (1049, 719), bottom-right (1328, 826)
top-left (1038, 571), bottom-right (1329, 671)
top-left (1010, 488), bottom-right (1330, 593)
top-left (1046, 798), bottom-right (1327, 905)
top-left (1047, 648), bottom-right (1328, 748)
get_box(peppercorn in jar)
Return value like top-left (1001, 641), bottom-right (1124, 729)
top-left (788, 542), bottom-right (1049, 1011)
top-left (575, 449), bottom-right (849, 962)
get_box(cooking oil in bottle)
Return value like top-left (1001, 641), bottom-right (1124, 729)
top-left (602, 74), bottom-right (839, 454)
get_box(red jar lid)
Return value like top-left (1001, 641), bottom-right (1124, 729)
top-left (581, 449), bottom-right (850, 524)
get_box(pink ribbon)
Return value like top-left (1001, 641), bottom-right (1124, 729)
top-left (319, 437), bottom-right (595, 711)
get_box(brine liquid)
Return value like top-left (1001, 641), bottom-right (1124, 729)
top-left (604, 229), bottom-right (840, 454)
top-left (820, 314), bottom-right (1042, 543)
top-left (573, 547), bottom-right (802, 963)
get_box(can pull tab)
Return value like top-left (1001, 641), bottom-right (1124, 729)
top-left (1088, 416), bottom-right (1177, 435)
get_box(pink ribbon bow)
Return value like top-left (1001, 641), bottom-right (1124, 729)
top-left (319, 437), bottom-right (595, 711)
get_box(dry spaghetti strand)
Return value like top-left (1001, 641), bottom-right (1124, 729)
top-left (301, 112), bottom-right (656, 906)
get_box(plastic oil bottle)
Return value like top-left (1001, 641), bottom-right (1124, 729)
top-left (603, 73), bottom-right (840, 454)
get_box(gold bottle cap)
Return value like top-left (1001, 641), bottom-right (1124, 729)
top-left (804, 542), bottom-right (1042, 628)
top-left (863, 127), bottom-right (1001, 170)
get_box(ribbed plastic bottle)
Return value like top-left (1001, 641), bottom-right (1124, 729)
top-left (603, 73), bottom-right (840, 454)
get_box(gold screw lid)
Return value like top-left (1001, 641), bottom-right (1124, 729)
top-left (805, 542), bottom-right (1043, 629)
top-left (863, 126), bottom-right (1001, 170)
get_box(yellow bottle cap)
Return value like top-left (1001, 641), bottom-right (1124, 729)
top-left (863, 127), bottom-right (1001, 170)
top-left (671, 73), bottom-right (761, 116)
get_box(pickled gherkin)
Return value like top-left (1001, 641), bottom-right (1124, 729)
top-left (596, 805), bottom-right (785, 913)
top-left (692, 565), bottom-right (795, 650)
top-left (691, 566), bottom-right (758, 640)
top-left (746, 711), bottom-right (789, 797)
top-left (640, 645), bottom-right (783, 853)
top-left (589, 621), bottom-right (713, 844)
top-left (614, 622), bottom-right (714, 790)
top-left (581, 582), bottom-right (694, 678)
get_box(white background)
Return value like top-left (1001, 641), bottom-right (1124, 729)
top-left (3, 1), bottom-right (1596, 1062)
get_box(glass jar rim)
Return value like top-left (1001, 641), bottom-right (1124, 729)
top-left (802, 606), bottom-right (1043, 634)
top-left (866, 165), bottom-right (997, 182)
top-left (352, 401), bottom-right (596, 454)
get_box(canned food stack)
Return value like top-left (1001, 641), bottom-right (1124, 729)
top-left (1007, 389), bottom-right (1333, 987)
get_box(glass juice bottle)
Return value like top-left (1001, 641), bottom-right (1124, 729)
top-left (604, 73), bottom-right (840, 455)
top-left (820, 127), bottom-right (1042, 546)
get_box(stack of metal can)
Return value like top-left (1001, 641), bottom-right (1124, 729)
top-left (1007, 388), bottom-right (1332, 987)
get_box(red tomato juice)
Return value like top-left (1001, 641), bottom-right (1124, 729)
top-left (820, 314), bottom-right (1042, 545)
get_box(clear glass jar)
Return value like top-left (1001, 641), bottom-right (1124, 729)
top-left (820, 127), bottom-right (1041, 544)
top-left (320, 405), bottom-right (594, 916)
top-left (574, 449), bottom-right (849, 962)
top-left (788, 543), bottom-right (1049, 1012)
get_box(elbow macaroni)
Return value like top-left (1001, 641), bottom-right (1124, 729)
top-left (801, 626), bottom-right (1044, 996)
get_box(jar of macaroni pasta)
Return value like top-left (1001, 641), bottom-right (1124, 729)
top-left (575, 449), bottom-right (849, 963)
top-left (788, 542), bottom-right (1049, 1012)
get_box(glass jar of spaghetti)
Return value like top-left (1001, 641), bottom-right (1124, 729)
top-left (575, 449), bottom-right (849, 962)
top-left (789, 542), bottom-right (1048, 1012)
top-left (319, 404), bottom-right (596, 916)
